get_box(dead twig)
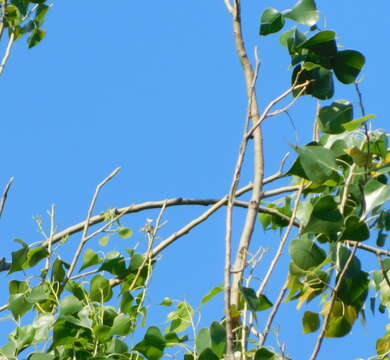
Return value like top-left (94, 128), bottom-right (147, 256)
top-left (0, 177), bottom-right (14, 219)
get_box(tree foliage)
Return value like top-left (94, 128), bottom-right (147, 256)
top-left (0, 0), bottom-right (389, 359)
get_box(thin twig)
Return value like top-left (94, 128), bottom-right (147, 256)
top-left (256, 182), bottom-right (305, 297)
top-left (376, 254), bottom-right (390, 289)
top-left (259, 278), bottom-right (289, 347)
top-left (309, 243), bottom-right (358, 360)
top-left (44, 204), bottom-right (56, 276)
top-left (223, 0), bottom-right (233, 14)
top-left (66, 167), bottom-right (121, 279)
top-left (0, 177), bottom-right (14, 219)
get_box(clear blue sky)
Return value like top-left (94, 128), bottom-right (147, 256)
top-left (0, 1), bottom-right (389, 359)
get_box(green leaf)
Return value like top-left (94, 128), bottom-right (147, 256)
top-left (303, 196), bottom-right (344, 237)
top-left (11, 0), bottom-right (29, 16)
top-left (332, 50), bottom-right (365, 84)
top-left (118, 227), bottom-right (133, 239)
top-left (51, 258), bottom-right (67, 282)
top-left (292, 63), bottom-right (334, 100)
top-left (200, 285), bottom-right (223, 305)
top-left (9, 239), bottom-right (28, 274)
top-left (134, 327), bottom-right (166, 360)
top-left (27, 28), bottom-right (46, 48)
top-left (293, 145), bottom-right (337, 184)
top-left (280, 28), bottom-right (306, 54)
top-left (9, 280), bottom-right (29, 295)
top-left (99, 251), bottom-right (127, 277)
top-left (99, 235), bottom-right (110, 246)
top-left (258, 295), bottom-right (273, 311)
top-left (284, 0), bottom-right (319, 26)
top-left (167, 302), bottom-right (193, 333)
top-left (110, 314), bottom-right (133, 336)
top-left (26, 283), bottom-right (50, 303)
top-left (89, 274), bottom-right (113, 302)
top-left (298, 30), bottom-right (337, 59)
top-left (120, 292), bottom-right (134, 313)
top-left (198, 348), bottom-right (219, 360)
top-left (30, 353), bottom-right (55, 360)
top-left (8, 294), bottom-right (33, 319)
top-left (289, 236), bottom-right (326, 271)
top-left (5, 4), bottom-right (22, 26)
top-left (196, 328), bottom-right (211, 354)
top-left (342, 114), bottom-right (375, 131)
top-left (210, 322), bottom-right (226, 358)
top-left (159, 297), bottom-right (173, 306)
top-left (302, 311), bottom-right (320, 333)
top-left (260, 8), bottom-right (285, 36)
top-left (107, 338), bottom-right (129, 354)
top-left (93, 324), bottom-right (112, 342)
top-left (363, 179), bottom-right (390, 218)
top-left (59, 296), bottom-right (83, 316)
top-left (240, 287), bottom-right (259, 312)
top-left (340, 215), bottom-right (369, 242)
top-left (80, 249), bottom-right (102, 271)
top-left (254, 347), bottom-right (276, 360)
top-left (35, 4), bottom-right (49, 27)
top-left (317, 100), bottom-right (353, 134)
top-left (25, 246), bottom-right (49, 269)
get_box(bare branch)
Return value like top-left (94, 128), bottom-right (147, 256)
top-left (256, 182), bottom-right (305, 297)
top-left (66, 167), bottom-right (121, 279)
top-left (259, 278), bottom-right (288, 347)
top-left (0, 177), bottom-right (14, 219)
top-left (0, 32), bottom-right (15, 76)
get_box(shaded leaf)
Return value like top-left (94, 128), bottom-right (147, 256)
top-left (27, 28), bottom-right (46, 48)
top-left (302, 311), bottom-right (320, 333)
top-left (333, 50), bottom-right (365, 84)
top-left (317, 100), bottom-right (353, 134)
top-left (260, 8), bottom-right (285, 36)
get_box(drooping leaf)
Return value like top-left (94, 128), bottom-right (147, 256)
top-left (110, 314), bottom-right (133, 336)
top-left (254, 347), bottom-right (276, 360)
top-left (303, 196), bottom-right (344, 237)
top-left (284, 0), bottom-right (319, 26)
top-left (80, 249), bottom-right (102, 271)
top-left (196, 328), bottom-right (211, 354)
top-left (292, 63), bottom-right (334, 100)
top-left (27, 28), bottom-right (46, 48)
top-left (340, 215), bottom-right (369, 242)
top-left (317, 100), bottom-right (353, 134)
top-left (363, 179), bottom-right (390, 218)
top-left (35, 4), bottom-right (49, 27)
top-left (89, 274), bottom-right (112, 302)
top-left (289, 236), bottom-right (326, 271)
top-left (260, 8), bottom-right (285, 36)
top-left (293, 145), bottom-right (337, 184)
top-left (210, 322), bottom-right (226, 358)
top-left (332, 50), bottom-right (365, 84)
top-left (134, 327), bottom-right (166, 360)
top-left (201, 285), bottom-right (223, 305)
top-left (302, 311), bottom-right (320, 333)
top-left (258, 295), bottom-right (273, 311)
top-left (8, 294), bottom-right (33, 319)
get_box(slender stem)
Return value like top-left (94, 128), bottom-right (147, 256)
top-left (0, 32), bottom-right (15, 76)
top-left (0, 176), bottom-right (14, 219)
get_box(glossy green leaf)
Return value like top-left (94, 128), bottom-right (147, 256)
top-left (317, 100), bottom-right (353, 134)
top-left (201, 285), bottom-right (223, 305)
top-left (258, 295), bottom-right (273, 311)
top-left (340, 215), bottom-right (369, 241)
top-left (107, 338), bottom-right (129, 354)
top-left (8, 294), bottom-right (33, 319)
top-left (210, 322), bottom-right (226, 358)
top-left (289, 236), bottom-right (326, 271)
top-left (196, 328), bottom-right (211, 354)
top-left (293, 145), bottom-right (337, 184)
top-left (302, 311), bottom-right (320, 333)
top-left (254, 347), bottom-right (276, 360)
top-left (9, 280), bottom-right (29, 295)
top-left (298, 30), bottom-right (337, 59)
top-left (198, 348), bottom-right (219, 360)
top-left (333, 50), bottom-right (365, 84)
top-left (363, 179), bottom-right (390, 218)
top-left (79, 249), bottom-right (102, 271)
top-left (27, 28), bottom-right (46, 48)
top-left (5, 4), bottom-right (22, 26)
top-left (284, 0), bottom-right (319, 26)
top-left (167, 301), bottom-right (193, 333)
top-left (118, 227), bottom-right (133, 239)
top-left (280, 28), bottom-right (306, 55)
top-left (59, 296), bottom-right (83, 316)
top-left (110, 314), bottom-right (133, 336)
top-left (35, 4), bottom-right (49, 27)
top-left (303, 196), bottom-right (344, 237)
top-left (93, 324), bottom-right (112, 342)
top-left (89, 274), bottom-right (112, 302)
top-left (134, 327), bottom-right (166, 360)
top-left (260, 8), bottom-right (285, 36)
top-left (342, 114), bottom-right (375, 131)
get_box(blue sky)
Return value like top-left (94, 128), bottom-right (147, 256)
top-left (0, 0), bottom-right (389, 359)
